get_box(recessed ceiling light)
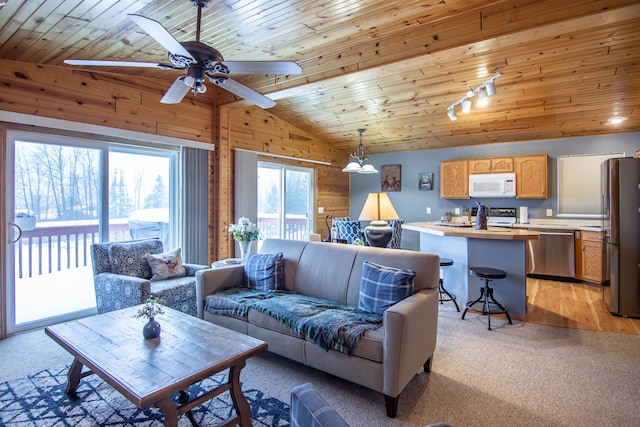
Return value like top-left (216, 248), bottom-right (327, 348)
top-left (607, 116), bottom-right (625, 125)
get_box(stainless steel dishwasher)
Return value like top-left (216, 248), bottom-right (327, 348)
top-left (527, 229), bottom-right (575, 279)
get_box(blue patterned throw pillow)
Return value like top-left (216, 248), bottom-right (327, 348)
top-left (358, 260), bottom-right (415, 315)
top-left (334, 220), bottom-right (361, 244)
top-left (108, 239), bottom-right (163, 279)
top-left (244, 252), bottom-right (284, 291)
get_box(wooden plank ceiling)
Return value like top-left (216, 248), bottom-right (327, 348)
top-left (0, 0), bottom-right (638, 154)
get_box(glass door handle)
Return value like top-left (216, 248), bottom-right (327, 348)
top-left (8, 222), bottom-right (22, 244)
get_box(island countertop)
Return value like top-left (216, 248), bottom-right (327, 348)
top-left (403, 222), bottom-right (539, 241)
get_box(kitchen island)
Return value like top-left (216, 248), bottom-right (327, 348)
top-left (402, 222), bottom-right (539, 318)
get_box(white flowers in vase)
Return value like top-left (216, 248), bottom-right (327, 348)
top-left (228, 217), bottom-right (260, 242)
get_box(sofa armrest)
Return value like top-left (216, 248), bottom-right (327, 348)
top-left (93, 272), bottom-right (152, 313)
top-left (195, 266), bottom-right (244, 318)
top-left (183, 263), bottom-right (210, 277)
top-left (381, 287), bottom-right (439, 398)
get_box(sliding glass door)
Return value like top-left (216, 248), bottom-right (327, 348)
top-left (257, 162), bottom-right (313, 240)
top-left (5, 130), bottom-right (176, 334)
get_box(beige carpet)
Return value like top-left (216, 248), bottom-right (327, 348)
top-left (2, 306), bottom-right (639, 426)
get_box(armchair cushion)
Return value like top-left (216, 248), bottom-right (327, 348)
top-left (358, 260), bottom-right (415, 315)
top-left (244, 252), bottom-right (284, 291)
top-left (146, 248), bottom-right (186, 281)
top-left (108, 239), bottom-right (163, 279)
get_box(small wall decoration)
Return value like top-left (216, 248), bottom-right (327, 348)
top-left (381, 165), bottom-right (401, 192)
top-left (418, 172), bottom-right (434, 191)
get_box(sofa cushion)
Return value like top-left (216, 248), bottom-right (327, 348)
top-left (358, 260), bottom-right (415, 315)
top-left (108, 239), bottom-right (163, 279)
top-left (146, 248), bottom-right (186, 281)
top-left (244, 252), bottom-right (284, 290)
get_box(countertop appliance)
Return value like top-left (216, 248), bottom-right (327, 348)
top-left (470, 206), bottom-right (517, 226)
top-left (469, 173), bottom-right (516, 198)
top-left (602, 157), bottom-right (640, 318)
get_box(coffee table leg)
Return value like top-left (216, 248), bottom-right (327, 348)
top-left (65, 358), bottom-right (84, 397)
top-left (228, 360), bottom-right (251, 427)
top-left (154, 396), bottom-right (179, 427)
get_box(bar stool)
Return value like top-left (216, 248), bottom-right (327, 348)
top-left (438, 258), bottom-right (460, 312)
top-left (462, 267), bottom-right (513, 330)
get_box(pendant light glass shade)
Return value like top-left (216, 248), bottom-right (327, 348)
top-left (343, 128), bottom-right (378, 174)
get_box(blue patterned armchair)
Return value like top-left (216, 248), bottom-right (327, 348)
top-left (90, 238), bottom-right (209, 316)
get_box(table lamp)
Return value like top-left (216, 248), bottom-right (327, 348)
top-left (358, 192), bottom-right (399, 247)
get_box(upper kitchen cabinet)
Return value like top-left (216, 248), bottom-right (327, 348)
top-left (515, 155), bottom-right (548, 199)
top-left (440, 160), bottom-right (469, 199)
top-left (469, 157), bottom-right (514, 174)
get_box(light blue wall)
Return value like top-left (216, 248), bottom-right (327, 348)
top-left (349, 132), bottom-right (639, 250)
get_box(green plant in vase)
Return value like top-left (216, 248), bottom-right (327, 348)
top-left (134, 296), bottom-right (165, 339)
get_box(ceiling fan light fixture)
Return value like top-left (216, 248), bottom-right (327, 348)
top-left (196, 82), bottom-right (207, 93)
top-left (184, 75), bottom-right (195, 87)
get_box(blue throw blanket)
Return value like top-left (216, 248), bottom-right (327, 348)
top-left (205, 288), bottom-right (382, 354)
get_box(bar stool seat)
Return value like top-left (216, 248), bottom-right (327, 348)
top-left (462, 266), bottom-right (513, 330)
top-left (438, 257), bottom-right (459, 312)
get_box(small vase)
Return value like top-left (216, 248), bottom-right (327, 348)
top-left (143, 317), bottom-right (161, 339)
top-left (238, 240), bottom-right (252, 261)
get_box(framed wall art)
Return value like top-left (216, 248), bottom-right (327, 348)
top-left (381, 165), bottom-right (401, 192)
top-left (418, 172), bottom-right (434, 191)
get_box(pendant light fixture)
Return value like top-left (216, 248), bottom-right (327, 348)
top-left (342, 129), bottom-right (378, 174)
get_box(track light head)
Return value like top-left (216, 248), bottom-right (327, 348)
top-left (447, 108), bottom-right (458, 121)
top-left (462, 99), bottom-right (472, 113)
top-left (485, 81), bottom-right (497, 96)
top-left (477, 89), bottom-right (489, 107)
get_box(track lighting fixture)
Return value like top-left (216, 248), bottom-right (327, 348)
top-left (343, 129), bottom-right (378, 174)
top-left (446, 73), bottom-right (501, 121)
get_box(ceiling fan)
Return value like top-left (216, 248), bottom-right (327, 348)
top-left (64, 0), bottom-right (301, 108)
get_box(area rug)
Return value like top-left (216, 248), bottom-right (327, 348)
top-left (0, 364), bottom-right (290, 426)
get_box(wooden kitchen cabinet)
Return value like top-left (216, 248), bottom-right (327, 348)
top-left (440, 160), bottom-right (469, 199)
top-left (469, 157), bottom-right (514, 174)
top-left (515, 154), bottom-right (548, 198)
top-left (580, 231), bottom-right (604, 284)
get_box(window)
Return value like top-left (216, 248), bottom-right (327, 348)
top-left (6, 129), bottom-right (179, 333)
top-left (257, 162), bottom-right (314, 240)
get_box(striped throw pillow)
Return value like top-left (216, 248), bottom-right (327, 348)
top-left (358, 260), bottom-right (415, 315)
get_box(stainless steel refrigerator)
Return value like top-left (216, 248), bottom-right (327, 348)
top-left (602, 157), bottom-right (640, 318)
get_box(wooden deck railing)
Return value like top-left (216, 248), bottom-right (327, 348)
top-left (16, 223), bottom-right (130, 279)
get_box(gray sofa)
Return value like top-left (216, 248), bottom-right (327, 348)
top-left (195, 238), bottom-right (440, 417)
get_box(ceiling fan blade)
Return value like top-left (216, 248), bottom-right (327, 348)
top-left (213, 77), bottom-right (276, 109)
top-left (161, 76), bottom-right (191, 104)
top-left (64, 59), bottom-right (163, 68)
top-left (128, 14), bottom-right (195, 61)
top-left (222, 61), bottom-right (302, 75)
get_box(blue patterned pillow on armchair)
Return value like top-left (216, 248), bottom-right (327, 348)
top-left (334, 220), bottom-right (362, 244)
top-left (108, 239), bottom-right (163, 279)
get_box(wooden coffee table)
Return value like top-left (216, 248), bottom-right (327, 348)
top-left (45, 305), bottom-right (267, 427)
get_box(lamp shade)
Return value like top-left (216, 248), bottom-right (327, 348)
top-left (359, 163), bottom-right (379, 174)
top-left (358, 193), bottom-right (399, 221)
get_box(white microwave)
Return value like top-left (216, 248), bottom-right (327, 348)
top-left (469, 173), bottom-right (516, 198)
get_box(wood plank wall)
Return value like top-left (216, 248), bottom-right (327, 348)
top-left (214, 106), bottom-right (350, 260)
top-left (0, 60), bottom-right (351, 337)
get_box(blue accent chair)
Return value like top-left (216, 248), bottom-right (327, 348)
top-left (90, 238), bottom-right (209, 316)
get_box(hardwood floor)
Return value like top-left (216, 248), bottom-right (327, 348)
top-left (526, 278), bottom-right (640, 335)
